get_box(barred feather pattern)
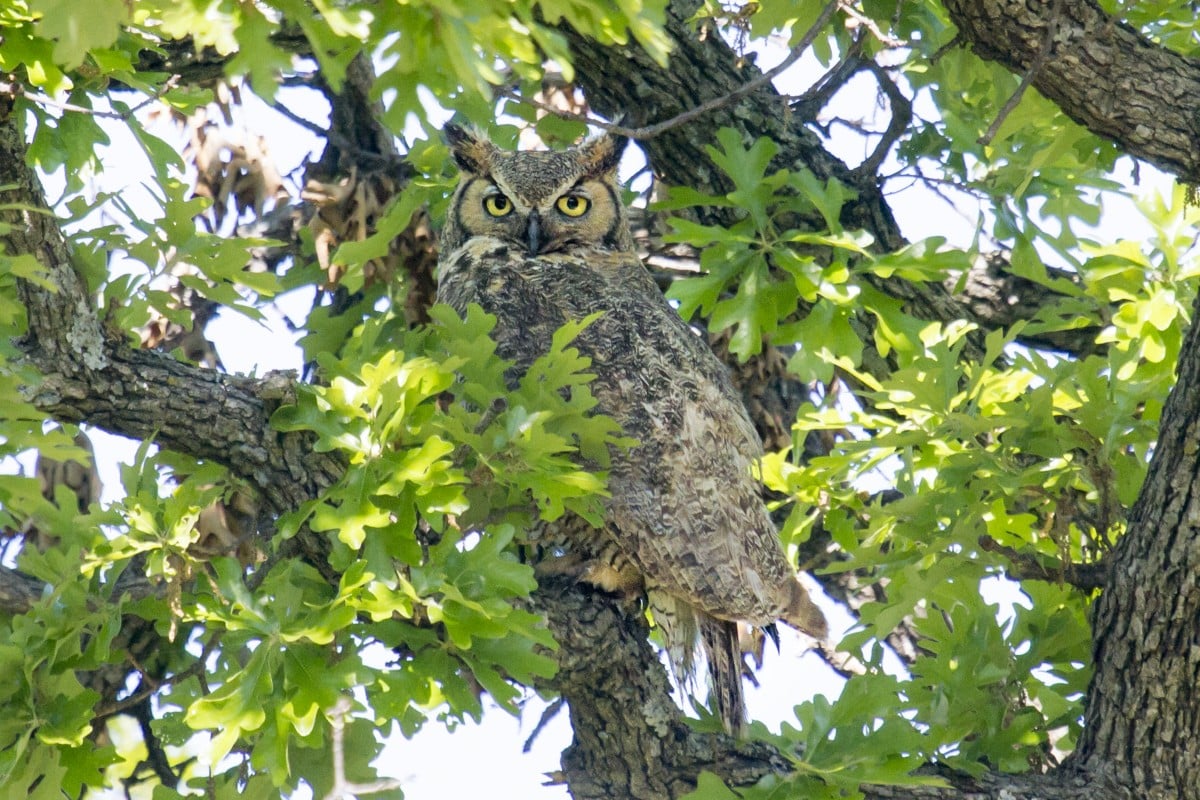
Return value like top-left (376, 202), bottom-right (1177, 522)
top-left (653, 592), bottom-right (747, 735)
top-left (437, 127), bottom-right (829, 735)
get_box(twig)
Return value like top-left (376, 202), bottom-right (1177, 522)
top-left (126, 76), bottom-right (182, 116)
top-left (929, 32), bottom-right (964, 66)
top-left (978, 534), bottom-right (1107, 592)
top-left (1, 81), bottom-right (124, 119)
top-left (131, 690), bottom-right (179, 787)
top-left (840, 1), bottom-right (904, 47)
top-left (978, 0), bottom-right (1064, 146)
top-left (269, 99), bottom-right (330, 139)
top-left (93, 632), bottom-right (223, 719)
top-left (322, 696), bottom-right (404, 800)
top-left (502, 0), bottom-right (843, 141)
top-left (788, 37), bottom-right (866, 121)
top-left (523, 697), bottom-right (566, 753)
top-left (1, 76), bottom-right (180, 121)
top-left (854, 61), bottom-right (913, 177)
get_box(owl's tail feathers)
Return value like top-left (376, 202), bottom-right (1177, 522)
top-left (781, 578), bottom-right (829, 639)
top-left (700, 615), bottom-right (747, 737)
top-left (651, 594), bottom-right (745, 736)
top-left (652, 592), bottom-right (700, 692)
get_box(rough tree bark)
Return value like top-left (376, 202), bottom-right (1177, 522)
top-left (943, 0), bottom-right (1200, 184)
top-left (1072, 281), bottom-right (1200, 794)
top-left (945, 2), bottom-right (1200, 795)
top-left (4, 1), bottom-right (1200, 798)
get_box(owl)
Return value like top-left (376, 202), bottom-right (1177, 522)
top-left (436, 124), bottom-right (827, 734)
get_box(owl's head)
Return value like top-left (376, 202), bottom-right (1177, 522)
top-left (439, 124), bottom-right (634, 257)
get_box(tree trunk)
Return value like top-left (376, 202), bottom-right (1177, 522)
top-left (1071, 289), bottom-right (1200, 796)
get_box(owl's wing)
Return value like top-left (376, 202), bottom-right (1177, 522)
top-left (554, 263), bottom-right (794, 625)
top-left (606, 366), bottom-right (792, 624)
top-left (594, 277), bottom-right (826, 635)
top-left (436, 245), bottom-right (823, 632)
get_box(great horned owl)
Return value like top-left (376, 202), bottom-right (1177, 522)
top-left (436, 125), bottom-right (827, 734)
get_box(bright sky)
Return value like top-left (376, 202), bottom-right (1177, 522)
top-left (5, 24), bottom-right (1177, 800)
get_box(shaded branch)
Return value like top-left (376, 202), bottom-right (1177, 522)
top-left (951, 251), bottom-right (1105, 355)
top-left (0, 564), bottom-right (157, 616)
top-left (855, 62), bottom-right (914, 178)
top-left (131, 29), bottom-right (312, 87)
top-left (512, 0), bottom-right (842, 141)
top-left (943, 0), bottom-right (1200, 183)
top-left (0, 565), bottom-right (47, 615)
top-left (978, 534), bottom-right (1107, 592)
top-left (130, 693), bottom-right (179, 788)
top-left (788, 45), bottom-right (867, 122)
top-left (977, 0), bottom-right (1065, 146)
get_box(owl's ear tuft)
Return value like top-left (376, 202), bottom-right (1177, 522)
top-left (445, 123), bottom-right (497, 176)
top-left (578, 133), bottom-right (628, 178)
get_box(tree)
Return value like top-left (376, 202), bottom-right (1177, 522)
top-left (2, 0), bottom-right (1199, 797)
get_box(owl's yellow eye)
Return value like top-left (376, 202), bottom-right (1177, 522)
top-left (556, 194), bottom-right (590, 217)
top-left (483, 194), bottom-right (513, 217)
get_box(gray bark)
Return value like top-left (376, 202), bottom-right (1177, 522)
top-left (1071, 286), bottom-right (1200, 795)
top-left (943, 0), bottom-right (1200, 184)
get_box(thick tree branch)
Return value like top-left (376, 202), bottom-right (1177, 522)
top-left (130, 28), bottom-right (312, 87)
top-left (0, 563), bottom-right (157, 616)
top-left (1071, 290), bottom-right (1200, 795)
top-left (951, 251), bottom-right (1104, 356)
top-left (536, 577), bottom-right (791, 798)
top-left (943, 0), bottom-right (1200, 184)
top-left (0, 97), bottom-right (342, 570)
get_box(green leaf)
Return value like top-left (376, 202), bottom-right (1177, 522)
top-left (31, 0), bottom-right (126, 68)
top-left (680, 771), bottom-right (741, 800)
top-left (782, 302), bottom-right (863, 383)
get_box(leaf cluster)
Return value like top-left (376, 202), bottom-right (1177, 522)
top-left (655, 111), bottom-right (1199, 793)
top-left (0, 292), bottom-right (625, 796)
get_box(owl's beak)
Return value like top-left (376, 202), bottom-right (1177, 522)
top-left (525, 210), bottom-right (541, 256)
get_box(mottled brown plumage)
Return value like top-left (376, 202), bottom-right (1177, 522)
top-left (437, 125), bottom-right (827, 734)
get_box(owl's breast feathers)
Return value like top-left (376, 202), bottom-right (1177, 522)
top-left (438, 239), bottom-right (826, 637)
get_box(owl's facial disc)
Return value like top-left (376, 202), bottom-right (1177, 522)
top-left (524, 186), bottom-right (600, 254)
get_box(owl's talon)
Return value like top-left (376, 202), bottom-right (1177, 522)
top-left (534, 554), bottom-right (643, 605)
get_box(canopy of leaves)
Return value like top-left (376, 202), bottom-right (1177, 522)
top-left (1, 0), bottom-right (1199, 798)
